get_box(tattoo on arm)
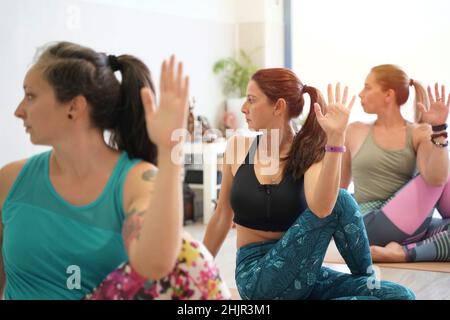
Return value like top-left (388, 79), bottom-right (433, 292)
top-left (122, 208), bottom-right (145, 251)
top-left (123, 168), bottom-right (157, 250)
top-left (142, 169), bottom-right (157, 182)
top-left (142, 169), bottom-right (157, 195)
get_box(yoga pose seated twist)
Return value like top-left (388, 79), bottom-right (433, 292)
top-left (203, 68), bottom-right (415, 300)
top-left (341, 64), bottom-right (450, 263)
top-left (0, 42), bottom-right (230, 300)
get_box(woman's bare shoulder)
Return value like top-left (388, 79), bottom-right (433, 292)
top-left (0, 159), bottom-right (28, 208)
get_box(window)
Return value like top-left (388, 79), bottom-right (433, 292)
top-left (289, 0), bottom-right (450, 124)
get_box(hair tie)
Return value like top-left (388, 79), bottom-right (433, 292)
top-left (409, 79), bottom-right (414, 87)
top-left (302, 84), bottom-right (308, 93)
top-left (108, 54), bottom-right (121, 72)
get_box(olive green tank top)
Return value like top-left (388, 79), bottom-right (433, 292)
top-left (351, 124), bottom-right (416, 203)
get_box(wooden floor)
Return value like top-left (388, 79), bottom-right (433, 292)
top-left (185, 222), bottom-right (450, 300)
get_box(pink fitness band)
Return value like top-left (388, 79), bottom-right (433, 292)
top-left (325, 145), bottom-right (346, 153)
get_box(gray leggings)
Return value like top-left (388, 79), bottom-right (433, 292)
top-left (364, 209), bottom-right (450, 261)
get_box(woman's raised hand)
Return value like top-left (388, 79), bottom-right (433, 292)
top-left (314, 83), bottom-right (355, 137)
top-left (140, 55), bottom-right (190, 152)
top-left (418, 83), bottom-right (449, 126)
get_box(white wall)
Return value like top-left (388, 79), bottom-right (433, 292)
top-left (291, 0), bottom-right (450, 123)
top-left (0, 0), bottom-right (238, 166)
top-left (236, 0), bottom-right (285, 68)
top-left (264, 0), bottom-right (284, 68)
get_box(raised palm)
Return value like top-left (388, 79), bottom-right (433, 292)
top-left (314, 83), bottom-right (355, 136)
top-left (140, 55), bottom-right (189, 151)
top-left (418, 83), bottom-right (450, 126)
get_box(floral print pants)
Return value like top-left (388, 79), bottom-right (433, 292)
top-left (86, 238), bottom-right (231, 300)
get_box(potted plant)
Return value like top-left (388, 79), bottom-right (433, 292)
top-left (213, 49), bottom-right (259, 129)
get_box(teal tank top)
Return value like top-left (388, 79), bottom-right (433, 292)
top-left (2, 150), bottom-right (141, 300)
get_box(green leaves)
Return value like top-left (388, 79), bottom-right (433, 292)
top-left (213, 50), bottom-right (259, 98)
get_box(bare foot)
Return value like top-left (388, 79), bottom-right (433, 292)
top-left (370, 242), bottom-right (407, 262)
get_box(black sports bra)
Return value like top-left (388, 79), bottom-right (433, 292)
top-left (230, 136), bottom-right (308, 232)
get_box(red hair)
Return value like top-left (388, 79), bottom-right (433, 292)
top-left (251, 68), bottom-right (327, 179)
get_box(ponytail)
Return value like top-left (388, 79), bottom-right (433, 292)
top-left (409, 79), bottom-right (429, 123)
top-left (285, 86), bottom-right (327, 179)
top-left (109, 55), bottom-right (158, 164)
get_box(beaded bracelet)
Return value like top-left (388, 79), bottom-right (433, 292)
top-left (325, 145), bottom-right (346, 153)
top-left (431, 132), bottom-right (448, 139)
top-left (430, 136), bottom-right (449, 148)
top-left (432, 124), bottom-right (448, 132)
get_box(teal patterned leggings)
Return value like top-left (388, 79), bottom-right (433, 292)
top-left (235, 189), bottom-right (415, 300)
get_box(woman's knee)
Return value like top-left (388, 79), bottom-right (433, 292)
top-left (87, 237), bottom-right (230, 300)
top-left (332, 189), bottom-right (361, 218)
top-left (176, 237), bottom-right (231, 300)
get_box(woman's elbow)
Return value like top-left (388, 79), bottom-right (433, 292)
top-left (424, 174), bottom-right (448, 187)
top-left (310, 206), bottom-right (333, 219)
top-left (146, 261), bottom-right (176, 280)
top-left (131, 255), bottom-right (177, 281)
top-left (129, 243), bottom-right (180, 280)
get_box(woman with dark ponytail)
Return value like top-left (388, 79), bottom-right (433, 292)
top-left (204, 68), bottom-right (414, 300)
top-left (0, 42), bottom-right (230, 300)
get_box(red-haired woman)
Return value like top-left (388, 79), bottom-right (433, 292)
top-left (341, 64), bottom-right (449, 263)
top-left (203, 68), bottom-right (414, 300)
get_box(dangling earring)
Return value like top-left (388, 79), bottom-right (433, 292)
top-left (68, 114), bottom-right (73, 119)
